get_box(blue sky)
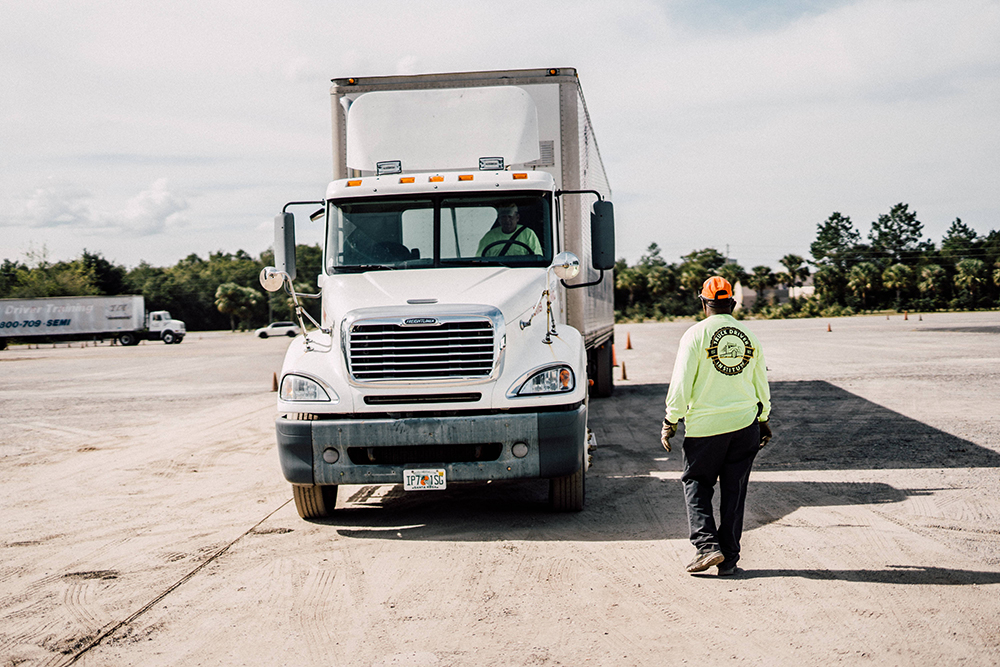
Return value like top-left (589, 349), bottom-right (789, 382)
top-left (1, 0), bottom-right (998, 272)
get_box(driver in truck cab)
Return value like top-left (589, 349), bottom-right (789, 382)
top-left (476, 204), bottom-right (542, 257)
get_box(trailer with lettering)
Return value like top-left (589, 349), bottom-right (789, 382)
top-left (0, 295), bottom-right (186, 349)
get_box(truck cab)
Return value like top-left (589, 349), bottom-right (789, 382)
top-left (263, 68), bottom-right (615, 519)
top-left (146, 310), bottom-right (186, 344)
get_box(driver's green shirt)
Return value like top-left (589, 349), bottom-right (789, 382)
top-left (477, 225), bottom-right (542, 257)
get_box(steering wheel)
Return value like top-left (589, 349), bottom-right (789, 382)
top-left (480, 239), bottom-right (535, 257)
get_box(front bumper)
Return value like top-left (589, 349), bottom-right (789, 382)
top-left (275, 404), bottom-right (586, 486)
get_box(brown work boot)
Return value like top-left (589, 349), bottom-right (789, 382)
top-left (686, 550), bottom-right (724, 573)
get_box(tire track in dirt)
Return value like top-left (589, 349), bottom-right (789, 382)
top-left (41, 499), bottom-right (292, 666)
top-left (296, 565), bottom-right (348, 667)
top-left (0, 597), bottom-right (66, 662)
top-left (139, 398), bottom-right (275, 479)
top-left (60, 574), bottom-right (116, 633)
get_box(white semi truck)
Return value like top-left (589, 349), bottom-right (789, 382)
top-left (0, 295), bottom-right (186, 349)
top-left (261, 67), bottom-right (616, 518)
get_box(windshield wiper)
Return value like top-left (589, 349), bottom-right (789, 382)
top-left (335, 264), bottom-right (397, 273)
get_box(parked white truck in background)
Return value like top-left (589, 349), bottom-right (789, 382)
top-left (0, 295), bottom-right (186, 349)
top-left (262, 67), bottom-right (616, 518)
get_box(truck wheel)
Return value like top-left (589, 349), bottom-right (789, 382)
top-left (174, 336), bottom-right (184, 344)
top-left (0, 338), bottom-right (7, 351)
top-left (119, 332), bottom-right (138, 346)
top-left (590, 340), bottom-right (614, 398)
top-left (549, 451), bottom-right (585, 512)
top-left (162, 331), bottom-right (176, 344)
top-left (292, 484), bottom-right (338, 519)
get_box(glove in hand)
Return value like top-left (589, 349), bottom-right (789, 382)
top-left (661, 420), bottom-right (677, 451)
top-left (759, 420), bottom-right (772, 447)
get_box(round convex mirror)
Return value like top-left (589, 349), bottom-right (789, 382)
top-left (259, 267), bottom-right (286, 292)
top-left (550, 252), bottom-right (581, 281)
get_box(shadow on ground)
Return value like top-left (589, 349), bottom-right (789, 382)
top-left (597, 381), bottom-right (1000, 471)
top-left (321, 381), bottom-right (997, 542)
top-left (696, 566), bottom-right (1000, 586)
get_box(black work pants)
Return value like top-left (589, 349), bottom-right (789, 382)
top-left (681, 420), bottom-right (760, 568)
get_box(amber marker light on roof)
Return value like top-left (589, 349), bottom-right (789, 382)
top-left (399, 177), bottom-right (415, 184)
top-left (513, 173), bottom-right (528, 180)
top-left (347, 180), bottom-right (362, 187)
top-left (429, 175), bottom-right (444, 182)
top-left (458, 175), bottom-right (474, 181)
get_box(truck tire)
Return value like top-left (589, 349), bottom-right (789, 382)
top-left (162, 331), bottom-right (176, 344)
top-left (0, 338), bottom-right (7, 351)
top-left (549, 451), bottom-right (585, 512)
top-left (590, 339), bottom-right (614, 398)
top-left (119, 332), bottom-right (138, 346)
top-left (174, 335), bottom-right (184, 344)
top-left (292, 484), bottom-right (338, 519)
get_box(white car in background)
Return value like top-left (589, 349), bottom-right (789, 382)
top-left (254, 321), bottom-right (300, 338)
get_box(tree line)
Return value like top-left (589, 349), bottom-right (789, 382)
top-left (615, 203), bottom-right (1000, 321)
top-left (0, 246), bottom-right (322, 331)
top-left (3, 202), bottom-right (997, 330)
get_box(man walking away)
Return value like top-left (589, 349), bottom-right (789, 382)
top-left (661, 276), bottom-right (772, 576)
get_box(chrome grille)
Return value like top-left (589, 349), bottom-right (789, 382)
top-left (348, 319), bottom-right (495, 381)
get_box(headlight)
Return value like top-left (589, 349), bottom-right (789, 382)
top-left (515, 366), bottom-right (575, 396)
top-left (279, 374), bottom-right (338, 402)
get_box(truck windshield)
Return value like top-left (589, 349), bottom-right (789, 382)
top-left (325, 193), bottom-right (551, 273)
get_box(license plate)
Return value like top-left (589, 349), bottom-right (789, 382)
top-left (403, 469), bottom-right (446, 491)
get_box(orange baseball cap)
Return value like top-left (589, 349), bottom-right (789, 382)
top-left (700, 276), bottom-right (733, 301)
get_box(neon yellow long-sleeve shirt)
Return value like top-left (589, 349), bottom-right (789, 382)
top-left (664, 314), bottom-right (771, 438)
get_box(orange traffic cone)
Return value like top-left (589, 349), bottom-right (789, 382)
top-left (904, 311), bottom-right (908, 320)
top-left (271, 372), bottom-right (279, 392)
top-left (625, 332), bottom-right (633, 350)
top-left (621, 361), bottom-right (628, 381)
top-left (827, 323), bottom-right (831, 332)
top-left (612, 344), bottom-right (618, 367)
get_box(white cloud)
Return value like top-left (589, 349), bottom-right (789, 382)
top-left (11, 178), bottom-right (188, 237)
top-left (111, 178), bottom-right (189, 235)
top-left (20, 180), bottom-right (94, 228)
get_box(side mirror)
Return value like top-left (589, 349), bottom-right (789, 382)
top-left (550, 252), bottom-right (581, 281)
top-left (274, 212), bottom-right (297, 281)
top-left (590, 201), bottom-right (615, 271)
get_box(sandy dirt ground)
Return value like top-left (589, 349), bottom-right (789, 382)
top-left (1, 312), bottom-right (999, 666)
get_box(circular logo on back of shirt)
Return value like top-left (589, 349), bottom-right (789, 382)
top-left (706, 326), bottom-right (754, 376)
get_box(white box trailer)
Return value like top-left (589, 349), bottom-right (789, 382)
top-left (262, 67), bottom-right (616, 518)
top-left (330, 68), bottom-right (614, 359)
top-left (0, 295), bottom-right (186, 349)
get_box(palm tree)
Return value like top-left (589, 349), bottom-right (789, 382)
top-left (215, 282), bottom-right (260, 331)
top-left (747, 266), bottom-right (775, 310)
top-left (717, 262), bottom-right (747, 292)
top-left (680, 264), bottom-right (710, 298)
top-left (918, 264), bottom-right (947, 308)
top-left (813, 265), bottom-right (844, 307)
top-left (847, 262), bottom-right (881, 311)
top-left (778, 254), bottom-right (810, 290)
top-left (954, 258), bottom-right (987, 306)
top-left (882, 263), bottom-right (913, 308)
